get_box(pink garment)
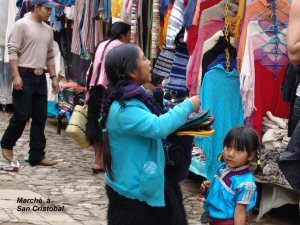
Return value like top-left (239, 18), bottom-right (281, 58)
top-left (242, 30), bottom-right (288, 121)
top-left (240, 20), bottom-right (288, 119)
top-left (86, 39), bottom-right (123, 101)
top-left (186, 19), bottom-right (224, 96)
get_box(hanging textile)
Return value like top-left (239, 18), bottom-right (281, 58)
top-left (165, 0), bottom-right (184, 49)
top-left (237, 0), bottom-right (290, 71)
top-left (195, 64), bottom-right (244, 180)
top-left (130, 0), bottom-right (139, 44)
top-left (71, 0), bottom-right (95, 56)
top-left (186, 19), bottom-right (224, 96)
top-left (0, 0), bottom-right (13, 105)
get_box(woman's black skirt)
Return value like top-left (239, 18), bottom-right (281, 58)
top-left (86, 85), bottom-right (105, 144)
top-left (106, 171), bottom-right (187, 225)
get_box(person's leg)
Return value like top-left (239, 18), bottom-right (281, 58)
top-left (164, 172), bottom-right (188, 225)
top-left (93, 141), bottom-right (104, 172)
top-left (1, 72), bottom-right (33, 160)
top-left (289, 96), bottom-right (300, 136)
top-left (28, 75), bottom-right (48, 165)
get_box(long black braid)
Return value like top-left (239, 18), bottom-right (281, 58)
top-left (100, 44), bottom-right (140, 179)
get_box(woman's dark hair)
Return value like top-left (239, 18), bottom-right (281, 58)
top-left (108, 22), bottom-right (131, 40)
top-left (101, 44), bottom-right (140, 179)
top-left (86, 22), bottom-right (131, 89)
top-left (223, 126), bottom-right (260, 155)
top-left (101, 21), bottom-right (131, 51)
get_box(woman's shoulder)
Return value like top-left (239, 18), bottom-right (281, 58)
top-left (111, 99), bottom-right (150, 110)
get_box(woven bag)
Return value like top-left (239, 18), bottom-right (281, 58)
top-left (66, 105), bottom-right (91, 148)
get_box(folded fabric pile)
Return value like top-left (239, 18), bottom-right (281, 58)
top-left (256, 147), bottom-right (291, 188)
top-left (255, 111), bottom-right (291, 188)
top-left (176, 109), bottom-right (215, 137)
top-left (261, 111), bottom-right (288, 150)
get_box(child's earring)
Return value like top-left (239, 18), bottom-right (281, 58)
top-left (248, 152), bottom-right (256, 162)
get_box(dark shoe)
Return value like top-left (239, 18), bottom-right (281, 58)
top-left (92, 168), bottom-right (105, 174)
top-left (36, 159), bottom-right (58, 166)
top-left (2, 148), bottom-right (13, 162)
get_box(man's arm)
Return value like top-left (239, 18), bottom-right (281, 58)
top-left (10, 59), bottom-right (23, 91)
top-left (47, 64), bottom-right (59, 94)
top-left (8, 23), bottom-right (24, 91)
top-left (288, 0), bottom-right (300, 65)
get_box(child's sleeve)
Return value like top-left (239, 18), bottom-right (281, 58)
top-left (235, 182), bottom-right (256, 205)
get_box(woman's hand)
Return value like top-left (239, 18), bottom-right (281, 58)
top-left (188, 95), bottom-right (201, 112)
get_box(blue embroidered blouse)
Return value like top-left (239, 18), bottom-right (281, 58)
top-left (205, 163), bottom-right (257, 219)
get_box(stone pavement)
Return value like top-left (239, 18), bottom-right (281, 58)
top-left (0, 110), bottom-right (299, 225)
top-left (0, 111), bottom-right (203, 225)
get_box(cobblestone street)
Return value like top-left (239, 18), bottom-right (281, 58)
top-left (1, 110), bottom-right (299, 225)
top-left (0, 110), bottom-right (203, 225)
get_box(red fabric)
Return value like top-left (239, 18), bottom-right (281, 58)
top-left (209, 218), bottom-right (234, 225)
top-left (186, 0), bottom-right (222, 55)
top-left (253, 60), bottom-right (290, 137)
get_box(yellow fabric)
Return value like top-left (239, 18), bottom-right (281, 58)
top-left (112, 0), bottom-right (125, 18)
top-left (159, 6), bottom-right (173, 49)
top-left (226, 0), bottom-right (246, 44)
top-left (176, 129), bottom-right (215, 137)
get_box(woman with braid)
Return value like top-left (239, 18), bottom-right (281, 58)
top-left (85, 21), bottom-right (131, 173)
top-left (100, 44), bottom-right (200, 225)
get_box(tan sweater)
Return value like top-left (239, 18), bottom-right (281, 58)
top-left (8, 16), bottom-right (55, 69)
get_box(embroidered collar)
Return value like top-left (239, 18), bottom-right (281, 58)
top-left (226, 164), bottom-right (249, 172)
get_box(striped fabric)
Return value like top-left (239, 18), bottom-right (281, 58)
top-left (71, 0), bottom-right (95, 56)
top-left (166, 41), bottom-right (189, 93)
top-left (165, 0), bottom-right (184, 49)
top-left (151, 0), bottom-right (160, 58)
top-left (130, 0), bottom-right (138, 44)
top-left (153, 46), bottom-right (176, 77)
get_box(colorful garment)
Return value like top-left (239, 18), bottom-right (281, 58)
top-left (195, 64), bottom-right (244, 180)
top-left (205, 163), bottom-right (257, 219)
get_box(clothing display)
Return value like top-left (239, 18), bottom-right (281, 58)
top-left (195, 64), bottom-right (244, 180)
top-left (1, 0), bottom-right (299, 223)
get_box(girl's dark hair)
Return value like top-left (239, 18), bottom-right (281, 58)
top-left (223, 126), bottom-right (260, 155)
top-left (101, 44), bottom-right (140, 179)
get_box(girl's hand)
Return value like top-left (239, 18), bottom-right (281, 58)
top-left (200, 180), bottom-right (211, 194)
top-left (188, 95), bottom-right (201, 112)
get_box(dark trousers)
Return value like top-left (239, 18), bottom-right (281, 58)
top-left (1, 71), bottom-right (47, 164)
top-left (288, 96), bottom-right (300, 137)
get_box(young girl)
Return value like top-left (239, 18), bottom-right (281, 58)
top-left (200, 126), bottom-right (260, 225)
top-left (100, 44), bottom-right (200, 225)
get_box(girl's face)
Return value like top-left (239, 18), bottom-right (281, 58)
top-left (130, 47), bottom-right (152, 85)
top-left (223, 142), bottom-right (255, 168)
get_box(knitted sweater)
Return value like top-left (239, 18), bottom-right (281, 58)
top-left (165, 0), bottom-right (184, 49)
top-left (195, 64), bottom-right (245, 180)
top-left (237, 0), bottom-right (290, 72)
top-left (186, 19), bottom-right (224, 96)
top-left (240, 21), bottom-right (288, 119)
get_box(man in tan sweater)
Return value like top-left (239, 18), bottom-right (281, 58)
top-left (1, 0), bottom-right (59, 166)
